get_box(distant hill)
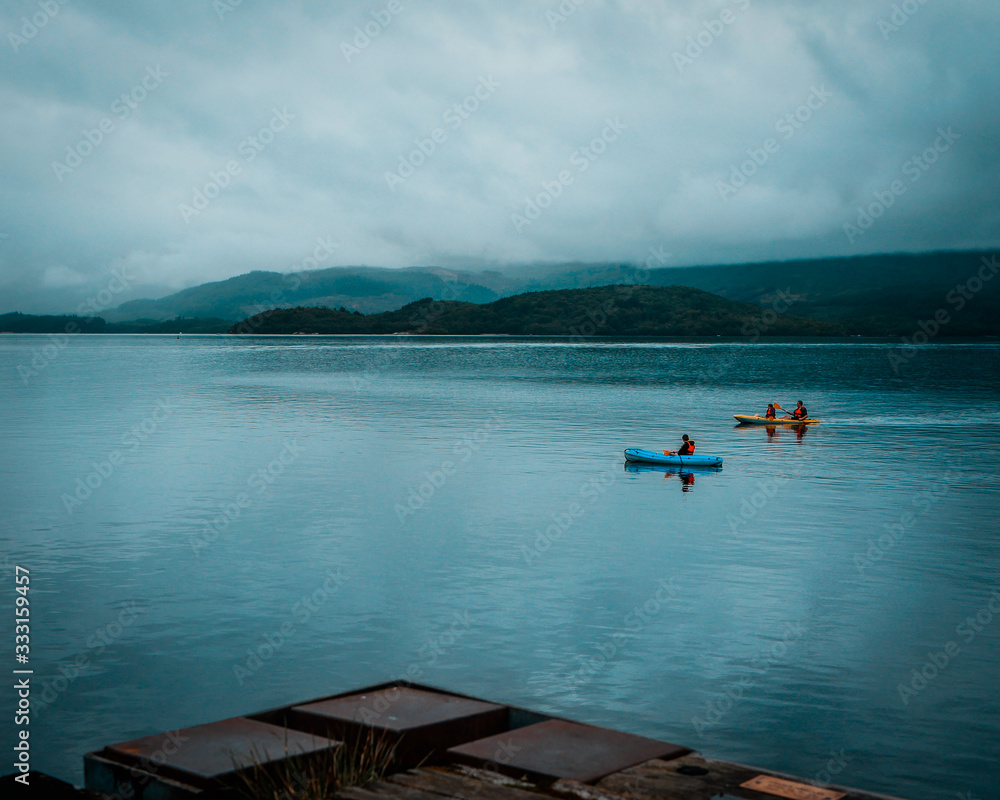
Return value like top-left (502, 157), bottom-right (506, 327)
top-left (227, 285), bottom-right (847, 336)
top-left (103, 266), bottom-right (505, 323)
top-left (94, 250), bottom-right (999, 336)
top-left (528, 251), bottom-right (1000, 336)
top-left (0, 312), bottom-right (107, 333)
top-left (7, 251), bottom-right (997, 336)
top-left (0, 313), bottom-right (231, 334)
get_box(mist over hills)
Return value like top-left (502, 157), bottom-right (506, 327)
top-left (101, 266), bottom-right (507, 323)
top-left (3, 251), bottom-right (997, 336)
top-left (118, 250), bottom-right (1000, 336)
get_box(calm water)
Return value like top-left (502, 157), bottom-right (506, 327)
top-left (2, 336), bottom-right (999, 799)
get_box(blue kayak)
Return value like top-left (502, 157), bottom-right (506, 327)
top-left (624, 449), bottom-right (723, 467)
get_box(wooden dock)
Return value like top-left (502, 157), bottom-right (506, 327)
top-left (13, 681), bottom-right (910, 800)
top-left (337, 754), bottom-right (907, 800)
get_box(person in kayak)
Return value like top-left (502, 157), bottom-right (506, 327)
top-left (790, 400), bottom-right (808, 420)
top-left (665, 435), bottom-right (696, 456)
top-left (764, 404), bottom-right (776, 419)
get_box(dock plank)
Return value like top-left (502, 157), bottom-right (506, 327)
top-left (335, 787), bottom-right (391, 800)
top-left (336, 784), bottom-right (444, 800)
top-left (390, 767), bottom-right (547, 800)
top-left (349, 779), bottom-right (444, 800)
top-left (596, 755), bottom-right (904, 800)
top-left (551, 778), bottom-right (637, 800)
top-left (449, 764), bottom-right (542, 790)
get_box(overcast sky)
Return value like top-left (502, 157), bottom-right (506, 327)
top-left (2, 0), bottom-right (998, 311)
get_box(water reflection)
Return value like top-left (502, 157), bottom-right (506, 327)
top-left (623, 462), bottom-right (723, 492)
top-left (733, 422), bottom-right (811, 442)
top-left (767, 423), bottom-right (809, 443)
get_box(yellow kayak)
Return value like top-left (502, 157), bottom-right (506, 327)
top-left (734, 415), bottom-right (821, 425)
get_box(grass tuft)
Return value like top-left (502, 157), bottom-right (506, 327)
top-left (230, 729), bottom-right (398, 800)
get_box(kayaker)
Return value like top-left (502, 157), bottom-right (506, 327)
top-left (791, 400), bottom-right (808, 420)
top-left (764, 404), bottom-right (776, 419)
top-left (663, 434), bottom-right (695, 456)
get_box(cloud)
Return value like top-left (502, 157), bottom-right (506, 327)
top-left (1, 0), bottom-right (998, 312)
top-left (41, 264), bottom-right (87, 288)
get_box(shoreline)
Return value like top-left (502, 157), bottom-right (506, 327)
top-left (2, 332), bottom-right (999, 343)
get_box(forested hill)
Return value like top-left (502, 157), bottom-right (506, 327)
top-left (227, 285), bottom-right (846, 336)
top-left (12, 250), bottom-right (997, 336)
top-left (0, 312), bottom-right (233, 334)
top-left (97, 250), bottom-right (998, 336)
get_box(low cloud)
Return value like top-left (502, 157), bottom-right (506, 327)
top-left (1, 0), bottom-right (998, 312)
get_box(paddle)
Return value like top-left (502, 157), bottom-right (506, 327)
top-left (775, 403), bottom-right (803, 420)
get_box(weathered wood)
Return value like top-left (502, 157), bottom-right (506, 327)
top-left (449, 764), bottom-right (540, 790)
top-left (351, 778), bottom-right (445, 800)
top-left (334, 767), bottom-right (525, 800)
top-left (596, 755), bottom-right (719, 800)
top-left (390, 766), bottom-right (547, 800)
top-left (596, 755), bottom-right (908, 800)
top-left (550, 778), bottom-right (634, 800)
top-left (334, 787), bottom-right (393, 800)
top-left (339, 755), bottom-right (909, 800)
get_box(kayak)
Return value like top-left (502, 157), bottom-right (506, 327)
top-left (733, 415), bottom-right (821, 425)
top-left (624, 449), bottom-right (723, 467)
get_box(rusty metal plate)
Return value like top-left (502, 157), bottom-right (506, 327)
top-left (447, 719), bottom-right (689, 783)
top-left (291, 685), bottom-right (505, 733)
top-left (104, 716), bottom-right (336, 787)
top-left (288, 686), bottom-right (508, 768)
top-left (740, 774), bottom-right (846, 800)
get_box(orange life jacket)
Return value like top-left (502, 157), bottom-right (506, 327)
top-left (793, 406), bottom-right (807, 419)
top-left (678, 441), bottom-right (695, 455)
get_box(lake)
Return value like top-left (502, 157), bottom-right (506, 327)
top-left (2, 335), bottom-right (998, 800)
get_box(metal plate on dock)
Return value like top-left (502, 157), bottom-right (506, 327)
top-left (291, 686), bottom-right (505, 732)
top-left (447, 719), bottom-right (689, 783)
top-left (288, 686), bottom-right (507, 767)
top-left (741, 775), bottom-right (846, 800)
top-left (102, 716), bottom-right (336, 787)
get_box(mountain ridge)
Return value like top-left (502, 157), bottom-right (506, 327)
top-left (225, 285), bottom-right (847, 337)
top-left (5, 250), bottom-right (998, 336)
